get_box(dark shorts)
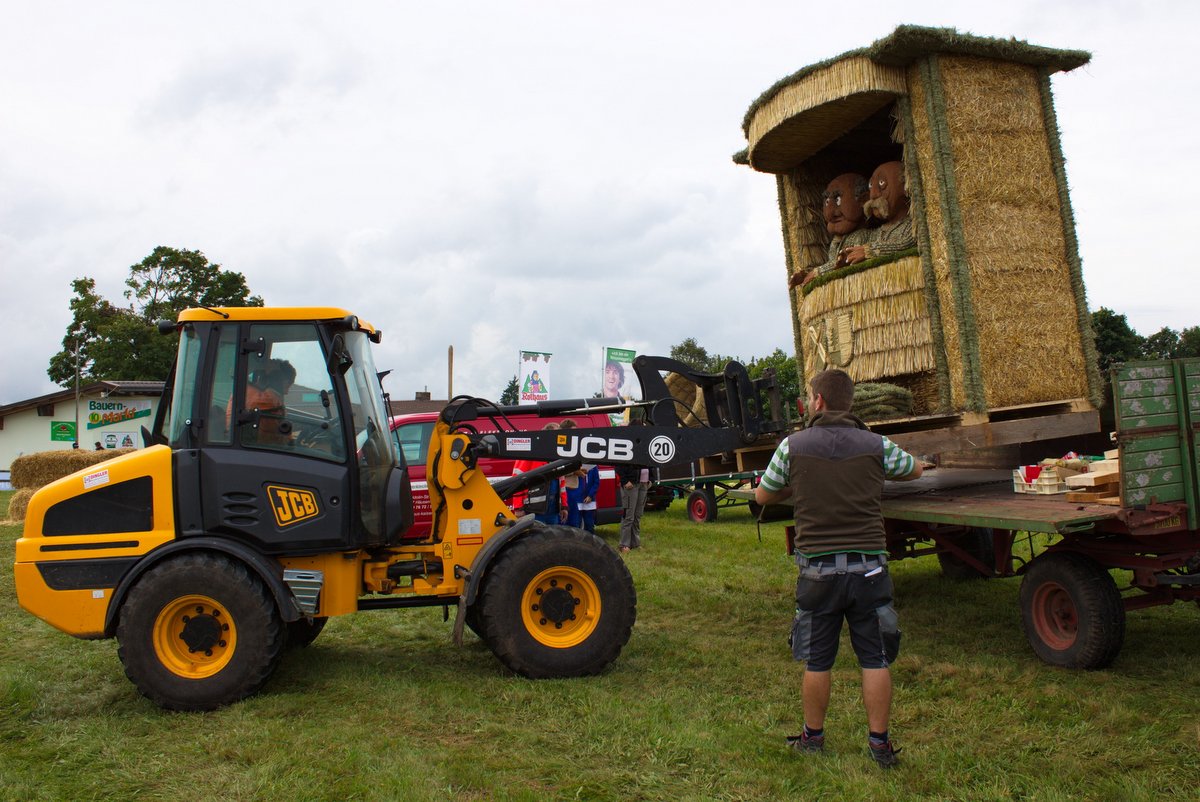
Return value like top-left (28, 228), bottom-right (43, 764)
top-left (790, 554), bottom-right (900, 671)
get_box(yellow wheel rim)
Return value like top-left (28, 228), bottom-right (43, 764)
top-left (520, 566), bottom-right (601, 648)
top-left (152, 594), bottom-right (238, 679)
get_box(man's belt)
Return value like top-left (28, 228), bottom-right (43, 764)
top-left (795, 551), bottom-right (886, 574)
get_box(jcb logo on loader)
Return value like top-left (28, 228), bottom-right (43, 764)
top-left (267, 485), bottom-right (321, 527)
top-left (555, 435), bottom-right (634, 462)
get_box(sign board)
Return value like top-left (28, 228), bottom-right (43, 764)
top-left (50, 421), bottom-right (76, 442)
top-left (86, 398), bottom-right (152, 430)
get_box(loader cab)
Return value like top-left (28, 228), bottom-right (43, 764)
top-left (155, 308), bottom-right (411, 554)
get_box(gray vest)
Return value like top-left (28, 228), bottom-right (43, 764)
top-left (787, 410), bottom-right (886, 555)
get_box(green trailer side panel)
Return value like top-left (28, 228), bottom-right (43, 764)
top-left (1113, 359), bottom-right (1198, 527)
top-left (1181, 358), bottom-right (1200, 529)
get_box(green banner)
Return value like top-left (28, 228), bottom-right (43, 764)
top-left (50, 421), bottom-right (77, 442)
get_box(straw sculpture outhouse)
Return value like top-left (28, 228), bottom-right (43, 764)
top-left (739, 26), bottom-right (1103, 424)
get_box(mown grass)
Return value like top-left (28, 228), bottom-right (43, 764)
top-left (1, 488), bottom-right (1198, 800)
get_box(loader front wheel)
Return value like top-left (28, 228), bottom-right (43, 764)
top-left (117, 553), bottom-right (285, 711)
top-left (479, 526), bottom-right (635, 678)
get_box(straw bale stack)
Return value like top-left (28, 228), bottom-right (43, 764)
top-left (742, 26), bottom-right (1103, 418)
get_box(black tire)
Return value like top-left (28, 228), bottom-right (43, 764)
top-left (1019, 552), bottom-right (1125, 670)
top-left (116, 553), bottom-right (285, 711)
top-left (285, 616), bottom-right (327, 649)
top-left (477, 526), bottom-right (636, 678)
top-left (687, 487), bottom-right (718, 523)
top-left (937, 527), bottom-right (996, 580)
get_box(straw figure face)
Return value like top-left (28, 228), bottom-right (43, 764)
top-left (822, 173), bottom-right (869, 236)
top-left (863, 161), bottom-right (909, 224)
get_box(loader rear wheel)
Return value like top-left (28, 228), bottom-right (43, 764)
top-left (1020, 552), bottom-right (1125, 670)
top-left (117, 553), bottom-right (285, 711)
top-left (478, 526), bottom-right (635, 678)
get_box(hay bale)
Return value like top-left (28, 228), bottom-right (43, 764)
top-left (9, 449), bottom-right (135, 490)
top-left (6, 488), bottom-right (34, 523)
top-left (663, 372), bottom-right (707, 427)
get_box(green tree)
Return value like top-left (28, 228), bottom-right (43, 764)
top-left (48, 247), bottom-right (263, 386)
top-left (500, 375), bottom-right (519, 405)
top-left (1141, 326), bottom-right (1180, 360)
top-left (1090, 307), bottom-right (1143, 373)
top-left (1178, 326), bottom-right (1200, 358)
top-left (669, 337), bottom-right (733, 374)
top-left (747, 348), bottom-right (801, 420)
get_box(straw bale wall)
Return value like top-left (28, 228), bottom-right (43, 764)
top-left (799, 255), bottom-right (936, 385)
top-left (937, 55), bottom-right (1090, 407)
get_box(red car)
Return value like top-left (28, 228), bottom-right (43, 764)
top-left (389, 410), bottom-right (625, 539)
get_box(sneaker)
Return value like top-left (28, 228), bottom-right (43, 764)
top-left (867, 739), bottom-right (901, 768)
top-left (786, 732), bottom-right (825, 753)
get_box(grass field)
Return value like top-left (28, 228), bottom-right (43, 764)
top-left (2, 488), bottom-right (1198, 801)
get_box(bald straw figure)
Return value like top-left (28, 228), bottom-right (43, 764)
top-left (839, 161), bottom-right (916, 266)
top-left (790, 173), bottom-right (873, 289)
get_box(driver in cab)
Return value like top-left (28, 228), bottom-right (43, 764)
top-left (227, 358), bottom-right (296, 447)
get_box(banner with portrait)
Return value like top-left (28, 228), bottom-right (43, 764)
top-left (602, 347), bottom-right (637, 401)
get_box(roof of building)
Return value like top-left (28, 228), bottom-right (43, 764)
top-left (0, 381), bottom-right (165, 417)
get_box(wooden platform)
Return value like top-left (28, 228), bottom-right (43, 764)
top-left (869, 399), bottom-right (1098, 457)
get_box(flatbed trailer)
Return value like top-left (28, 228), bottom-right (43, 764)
top-left (879, 358), bottom-right (1200, 668)
top-left (878, 467), bottom-right (1198, 668)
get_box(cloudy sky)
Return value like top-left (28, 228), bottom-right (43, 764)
top-left (2, 1), bottom-right (1196, 406)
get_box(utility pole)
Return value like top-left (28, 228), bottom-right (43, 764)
top-left (73, 339), bottom-right (81, 449)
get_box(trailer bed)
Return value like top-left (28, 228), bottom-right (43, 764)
top-left (882, 469), bottom-right (1120, 535)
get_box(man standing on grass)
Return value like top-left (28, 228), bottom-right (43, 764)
top-left (754, 368), bottom-right (922, 768)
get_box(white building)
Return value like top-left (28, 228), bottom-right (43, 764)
top-left (0, 381), bottom-right (164, 485)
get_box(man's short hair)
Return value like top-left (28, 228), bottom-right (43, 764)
top-left (809, 369), bottom-right (854, 412)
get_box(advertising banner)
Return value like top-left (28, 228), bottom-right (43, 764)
top-left (86, 398), bottom-right (152, 430)
top-left (602, 347), bottom-right (637, 401)
top-left (50, 421), bottom-right (76, 442)
top-left (518, 351), bottom-right (551, 403)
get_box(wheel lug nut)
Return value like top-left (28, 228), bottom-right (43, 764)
top-left (574, 598), bottom-right (580, 605)
top-left (205, 649), bottom-right (213, 657)
top-left (182, 615), bottom-right (190, 623)
top-left (539, 618), bottom-right (547, 626)
top-left (550, 579), bottom-right (557, 587)
top-left (218, 640), bottom-right (227, 647)
top-left (569, 614), bottom-right (576, 621)
top-left (565, 584), bottom-right (573, 591)
top-left (555, 622), bottom-right (562, 629)
top-left (195, 606), bottom-right (204, 614)
top-left (535, 588), bottom-right (543, 596)
top-left (531, 604), bottom-right (539, 612)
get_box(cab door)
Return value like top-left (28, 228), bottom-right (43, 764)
top-left (187, 322), bottom-right (355, 554)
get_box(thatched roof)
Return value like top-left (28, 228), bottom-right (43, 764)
top-left (738, 25), bottom-right (1090, 173)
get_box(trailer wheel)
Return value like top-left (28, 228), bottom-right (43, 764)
top-left (687, 487), bottom-right (718, 523)
top-left (478, 526), bottom-right (636, 678)
top-left (937, 528), bottom-right (995, 580)
top-left (1020, 552), bottom-right (1125, 670)
top-left (285, 616), bottom-right (327, 649)
top-left (116, 553), bottom-right (285, 710)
